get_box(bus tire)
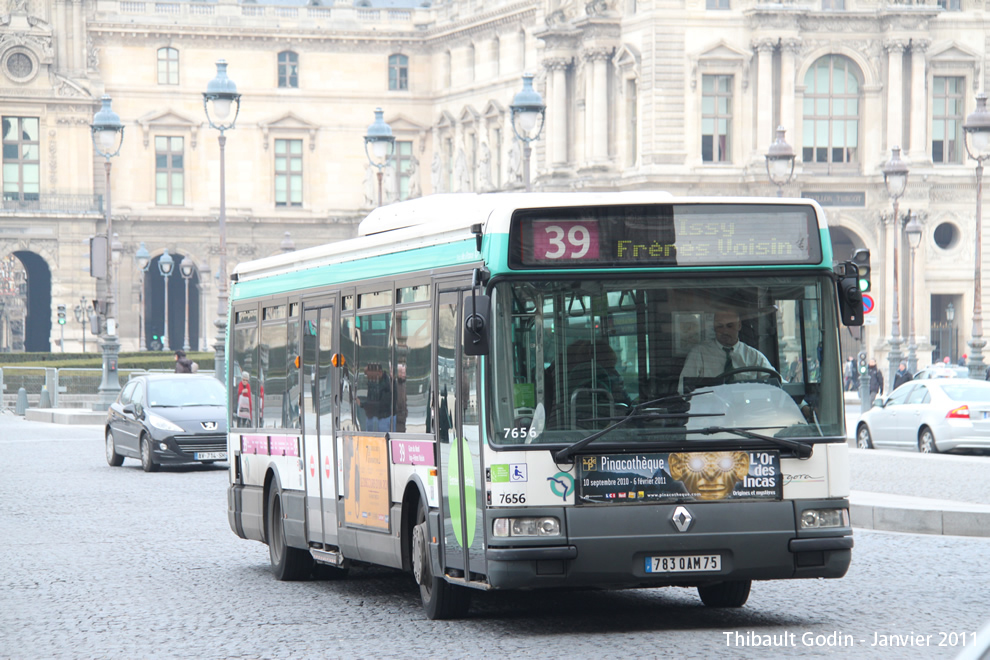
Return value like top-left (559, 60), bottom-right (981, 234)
top-left (106, 428), bottom-right (124, 467)
top-left (412, 502), bottom-right (471, 620)
top-left (698, 580), bottom-right (751, 608)
top-left (140, 435), bottom-right (159, 473)
top-left (266, 485), bottom-right (313, 581)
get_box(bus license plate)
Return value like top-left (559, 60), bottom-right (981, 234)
top-left (195, 451), bottom-right (227, 461)
top-left (645, 554), bottom-right (721, 574)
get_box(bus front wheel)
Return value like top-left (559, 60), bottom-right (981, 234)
top-left (698, 580), bottom-right (751, 608)
top-left (412, 502), bottom-right (471, 620)
top-left (266, 485), bottom-right (313, 581)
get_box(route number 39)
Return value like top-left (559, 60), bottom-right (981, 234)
top-left (534, 221), bottom-right (600, 261)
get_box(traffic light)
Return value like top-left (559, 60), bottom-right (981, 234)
top-left (858, 351), bottom-right (868, 375)
top-left (57, 304), bottom-right (66, 325)
top-left (851, 248), bottom-right (871, 292)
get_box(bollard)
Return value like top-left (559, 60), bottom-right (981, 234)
top-left (39, 386), bottom-right (51, 409)
top-left (16, 387), bottom-right (27, 415)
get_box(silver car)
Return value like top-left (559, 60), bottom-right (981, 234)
top-left (855, 379), bottom-right (990, 454)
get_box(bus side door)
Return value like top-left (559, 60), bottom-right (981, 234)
top-left (302, 302), bottom-right (339, 547)
top-left (436, 286), bottom-right (487, 581)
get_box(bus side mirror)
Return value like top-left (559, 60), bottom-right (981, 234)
top-left (836, 262), bottom-right (864, 327)
top-left (463, 294), bottom-right (491, 356)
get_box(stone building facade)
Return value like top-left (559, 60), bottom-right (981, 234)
top-left (0, 0), bottom-right (985, 375)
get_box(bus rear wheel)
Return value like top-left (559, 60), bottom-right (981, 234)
top-left (412, 502), bottom-right (471, 620)
top-left (266, 485), bottom-right (313, 581)
top-left (698, 580), bottom-right (751, 608)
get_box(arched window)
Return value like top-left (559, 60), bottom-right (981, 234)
top-left (157, 47), bottom-right (178, 85)
top-left (278, 51), bottom-right (299, 89)
top-left (388, 54), bottom-right (408, 91)
top-left (802, 55), bottom-right (861, 168)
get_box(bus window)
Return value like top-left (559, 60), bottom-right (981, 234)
top-left (396, 308), bottom-right (430, 433)
top-left (355, 311), bottom-right (393, 432)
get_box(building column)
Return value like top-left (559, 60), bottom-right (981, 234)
top-left (754, 38), bottom-right (776, 160)
top-left (544, 58), bottom-right (571, 166)
top-left (71, 0), bottom-right (85, 73)
top-left (909, 40), bottom-right (930, 163)
top-left (590, 49), bottom-right (610, 163)
top-left (55, 0), bottom-right (68, 72)
top-left (780, 39), bottom-right (801, 142)
top-left (885, 40), bottom-right (907, 153)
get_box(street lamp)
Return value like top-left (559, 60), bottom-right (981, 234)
top-left (204, 58), bottom-right (241, 380)
top-left (947, 302), bottom-right (956, 362)
top-left (159, 248), bottom-right (174, 351)
top-left (509, 73), bottom-right (546, 192)
top-left (963, 92), bottom-right (990, 378)
top-left (364, 108), bottom-right (395, 207)
top-left (91, 94), bottom-right (124, 409)
top-left (135, 242), bottom-right (150, 351)
top-left (73, 297), bottom-right (88, 353)
top-left (180, 256), bottom-right (194, 352)
top-left (904, 212), bottom-right (924, 373)
top-left (881, 145), bottom-right (909, 387)
top-left (765, 126), bottom-right (796, 197)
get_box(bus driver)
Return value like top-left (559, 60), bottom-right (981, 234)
top-left (678, 309), bottom-right (774, 393)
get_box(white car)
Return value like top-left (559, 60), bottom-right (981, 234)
top-left (855, 379), bottom-right (990, 454)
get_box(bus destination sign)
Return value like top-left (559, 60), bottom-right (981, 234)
top-left (511, 204), bottom-right (821, 269)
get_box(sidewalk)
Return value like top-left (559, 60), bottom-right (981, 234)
top-left (9, 404), bottom-right (990, 539)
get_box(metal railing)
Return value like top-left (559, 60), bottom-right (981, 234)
top-left (0, 366), bottom-right (215, 411)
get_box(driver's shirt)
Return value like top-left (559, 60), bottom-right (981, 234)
top-left (678, 339), bottom-right (774, 393)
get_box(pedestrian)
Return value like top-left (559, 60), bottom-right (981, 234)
top-left (867, 358), bottom-right (883, 406)
top-left (959, 354), bottom-right (968, 367)
top-left (844, 357), bottom-right (856, 391)
top-left (892, 361), bottom-right (913, 391)
top-left (174, 350), bottom-right (194, 373)
top-left (236, 371), bottom-right (253, 427)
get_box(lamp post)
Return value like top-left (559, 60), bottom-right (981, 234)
top-left (946, 302), bottom-right (956, 362)
top-left (159, 248), bottom-right (174, 351)
top-left (765, 126), bottom-right (796, 197)
top-left (180, 256), bottom-right (194, 352)
top-left (963, 92), bottom-right (990, 379)
top-left (73, 296), bottom-right (88, 353)
top-left (509, 73), bottom-right (546, 192)
top-left (204, 59), bottom-right (241, 380)
top-left (111, 232), bottom-right (122, 311)
top-left (135, 242), bottom-right (150, 350)
top-left (881, 146), bottom-right (909, 387)
top-left (0, 298), bottom-right (5, 352)
top-left (364, 108), bottom-right (395, 207)
top-left (904, 212), bottom-right (924, 373)
top-left (90, 95), bottom-right (124, 408)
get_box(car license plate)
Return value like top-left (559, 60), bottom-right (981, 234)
top-left (645, 554), bottom-right (721, 573)
top-left (195, 451), bottom-right (227, 461)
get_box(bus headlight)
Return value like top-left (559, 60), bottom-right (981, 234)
top-left (493, 517), bottom-right (561, 538)
top-left (800, 508), bottom-right (849, 529)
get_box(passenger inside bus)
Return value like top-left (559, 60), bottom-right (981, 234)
top-left (545, 338), bottom-right (632, 428)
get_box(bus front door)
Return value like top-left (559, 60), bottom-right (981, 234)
top-left (302, 303), bottom-right (339, 548)
top-left (436, 288), bottom-right (487, 582)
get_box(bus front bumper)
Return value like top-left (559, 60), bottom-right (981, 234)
top-left (484, 499), bottom-right (852, 591)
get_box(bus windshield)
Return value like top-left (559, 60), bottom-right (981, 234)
top-left (490, 274), bottom-right (843, 447)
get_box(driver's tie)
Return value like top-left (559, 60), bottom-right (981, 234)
top-left (723, 347), bottom-right (733, 383)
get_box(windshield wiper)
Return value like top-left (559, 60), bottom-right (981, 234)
top-left (553, 391), bottom-right (714, 464)
top-left (690, 425), bottom-right (813, 458)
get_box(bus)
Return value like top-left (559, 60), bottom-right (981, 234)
top-left (225, 192), bottom-right (864, 619)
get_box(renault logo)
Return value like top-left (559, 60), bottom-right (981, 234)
top-left (201, 421), bottom-right (218, 430)
top-left (671, 506), bottom-right (693, 532)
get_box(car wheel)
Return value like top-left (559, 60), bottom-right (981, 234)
top-left (698, 580), bottom-right (752, 608)
top-left (918, 427), bottom-right (940, 454)
top-left (856, 424), bottom-right (874, 449)
top-left (412, 501), bottom-right (471, 620)
top-left (140, 435), bottom-right (159, 473)
top-left (105, 428), bottom-right (124, 467)
top-left (265, 484), bottom-right (313, 581)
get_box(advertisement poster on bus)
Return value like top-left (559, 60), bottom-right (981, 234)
top-left (343, 435), bottom-right (390, 530)
top-left (577, 450), bottom-right (782, 504)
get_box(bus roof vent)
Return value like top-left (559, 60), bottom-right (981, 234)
top-left (358, 193), bottom-right (486, 236)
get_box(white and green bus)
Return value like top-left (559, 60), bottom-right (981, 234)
top-left (225, 192), bottom-right (864, 619)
